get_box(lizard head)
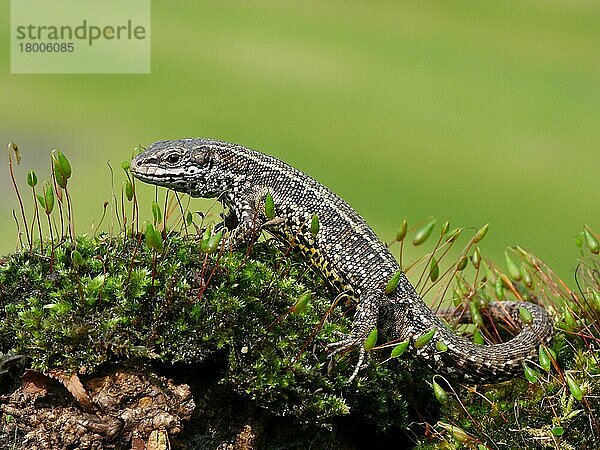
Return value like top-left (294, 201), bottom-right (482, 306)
top-left (130, 139), bottom-right (227, 198)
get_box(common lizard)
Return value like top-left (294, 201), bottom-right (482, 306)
top-left (130, 138), bottom-right (553, 382)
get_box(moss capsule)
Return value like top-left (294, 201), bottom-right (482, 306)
top-left (200, 226), bottom-right (214, 252)
top-left (124, 181), bottom-right (134, 201)
top-left (43, 181), bottom-right (54, 215)
top-left (414, 328), bottom-right (436, 349)
top-left (456, 256), bottom-right (468, 272)
top-left (523, 364), bottom-right (539, 383)
top-left (385, 271), bottom-right (402, 294)
top-left (429, 257), bottom-right (439, 282)
top-left (495, 278), bottom-right (505, 301)
top-left (440, 221), bottom-right (449, 235)
top-left (395, 220), bottom-right (407, 242)
top-left (204, 231), bottom-right (223, 254)
top-left (583, 226), bottom-right (599, 254)
top-left (413, 219), bottom-right (435, 245)
top-left (51, 149), bottom-right (72, 188)
top-left (566, 374), bottom-right (583, 401)
top-left (521, 265), bottom-right (533, 289)
top-left (437, 422), bottom-right (473, 443)
top-left (538, 346), bottom-right (552, 372)
top-left (518, 307), bottom-right (533, 325)
top-left (265, 192), bottom-right (275, 220)
top-left (505, 250), bottom-right (521, 281)
top-left (446, 227), bottom-right (462, 243)
top-left (473, 223), bottom-right (489, 243)
top-left (145, 223), bottom-right (163, 252)
top-left (9, 142), bottom-right (21, 163)
top-left (292, 292), bottom-right (311, 314)
top-left (27, 170), bottom-right (38, 187)
top-left (310, 214), bottom-right (319, 237)
top-left (471, 247), bottom-right (481, 269)
top-left (391, 340), bottom-right (410, 358)
top-left (432, 379), bottom-right (448, 404)
top-left (435, 340), bottom-right (448, 352)
top-left (363, 327), bottom-right (378, 352)
top-left (563, 307), bottom-right (577, 329)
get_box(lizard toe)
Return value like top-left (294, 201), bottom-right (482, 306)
top-left (326, 334), bottom-right (368, 382)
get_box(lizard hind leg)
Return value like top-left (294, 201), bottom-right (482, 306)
top-left (327, 292), bottom-right (382, 382)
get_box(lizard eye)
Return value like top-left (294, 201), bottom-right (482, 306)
top-left (166, 152), bottom-right (181, 164)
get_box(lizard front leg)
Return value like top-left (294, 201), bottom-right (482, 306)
top-left (214, 208), bottom-right (238, 234)
top-left (220, 197), bottom-right (261, 251)
top-left (220, 187), bottom-right (274, 251)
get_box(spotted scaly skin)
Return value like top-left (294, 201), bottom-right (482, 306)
top-left (131, 138), bottom-right (554, 383)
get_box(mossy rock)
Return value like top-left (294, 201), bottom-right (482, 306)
top-left (1, 228), bottom-right (598, 449)
top-left (0, 234), bottom-right (416, 448)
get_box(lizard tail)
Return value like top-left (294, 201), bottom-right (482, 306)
top-left (384, 296), bottom-right (554, 382)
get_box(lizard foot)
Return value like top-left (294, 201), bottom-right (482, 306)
top-left (327, 334), bottom-right (367, 382)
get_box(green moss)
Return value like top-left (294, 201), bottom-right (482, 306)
top-left (0, 233), bottom-right (411, 428)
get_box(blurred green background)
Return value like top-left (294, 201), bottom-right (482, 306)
top-left (1, 0), bottom-right (599, 281)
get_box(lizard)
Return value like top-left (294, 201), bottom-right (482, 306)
top-left (130, 138), bottom-right (554, 383)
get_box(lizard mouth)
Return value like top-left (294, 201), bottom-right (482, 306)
top-left (130, 158), bottom-right (175, 187)
top-left (130, 161), bottom-right (158, 180)
top-left (130, 157), bottom-right (202, 195)
top-left (129, 162), bottom-right (155, 181)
